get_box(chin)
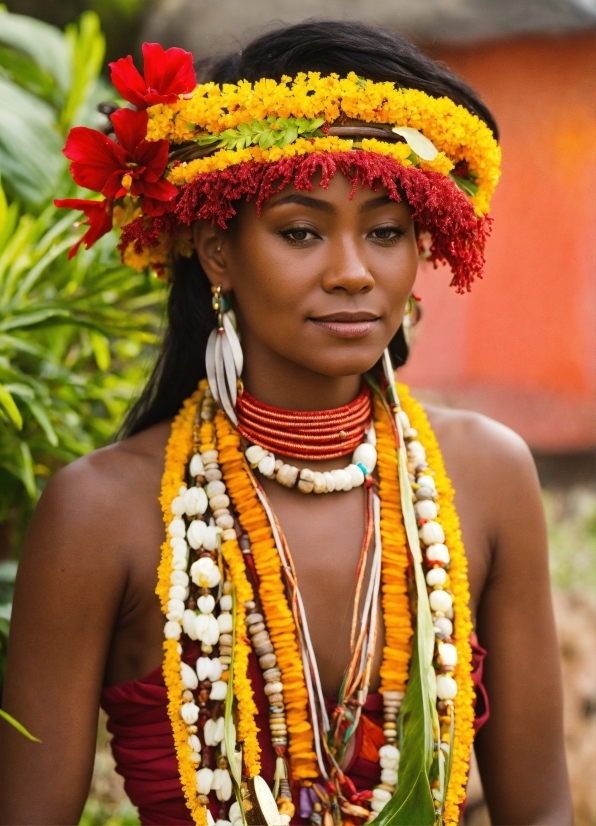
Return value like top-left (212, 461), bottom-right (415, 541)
top-left (301, 350), bottom-right (384, 378)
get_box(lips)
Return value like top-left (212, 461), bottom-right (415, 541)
top-left (309, 311), bottom-right (380, 338)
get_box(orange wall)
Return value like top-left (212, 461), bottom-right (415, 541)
top-left (399, 34), bottom-right (596, 450)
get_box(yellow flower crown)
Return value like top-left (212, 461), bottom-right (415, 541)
top-left (57, 49), bottom-right (501, 289)
top-left (146, 71), bottom-right (501, 217)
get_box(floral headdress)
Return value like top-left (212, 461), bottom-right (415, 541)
top-left (56, 43), bottom-right (501, 291)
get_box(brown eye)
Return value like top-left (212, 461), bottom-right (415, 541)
top-left (369, 226), bottom-right (406, 242)
top-left (281, 227), bottom-right (318, 244)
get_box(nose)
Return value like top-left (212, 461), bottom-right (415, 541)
top-left (321, 234), bottom-right (375, 295)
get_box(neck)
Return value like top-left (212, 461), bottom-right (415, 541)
top-left (240, 336), bottom-right (363, 412)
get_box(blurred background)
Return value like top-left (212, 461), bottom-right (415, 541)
top-left (0, 1), bottom-right (594, 824)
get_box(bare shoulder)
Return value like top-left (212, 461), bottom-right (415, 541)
top-left (41, 421), bottom-right (170, 511)
top-left (26, 420), bottom-right (171, 559)
top-left (421, 403), bottom-right (546, 568)
top-left (423, 403), bottom-right (538, 482)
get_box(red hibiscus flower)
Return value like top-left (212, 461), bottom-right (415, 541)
top-left (109, 42), bottom-right (196, 109)
top-left (62, 108), bottom-right (178, 216)
top-left (54, 197), bottom-right (114, 258)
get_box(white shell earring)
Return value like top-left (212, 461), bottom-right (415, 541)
top-left (205, 284), bottom-right (243, 425)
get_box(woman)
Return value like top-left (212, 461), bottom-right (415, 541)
top-left (0, 20), bottom-right (571, 826)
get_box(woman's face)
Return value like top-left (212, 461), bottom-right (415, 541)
top-left (194, 172), bottom-right (418, 381)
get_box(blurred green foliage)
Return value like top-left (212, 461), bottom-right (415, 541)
top-left (4, 0), bottom-right (149, 66)
top-left (545, 487), bottom-right (596, 591)
top-left (0, 9), bottom-right (163, 685)
top-left (80, 796), bottom-right (140, 826)
top-left (0, 561), bottom-right (15, 688)
top-left (80, 710), bottom-right (141, 825)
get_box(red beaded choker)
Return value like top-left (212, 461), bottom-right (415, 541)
top-left (235, 386), bottom-right (372, 460)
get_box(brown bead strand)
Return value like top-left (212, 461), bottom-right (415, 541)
top-left (244, 600), bottom-right (288, 748)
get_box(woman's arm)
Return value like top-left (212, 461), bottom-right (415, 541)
top-left (0, 457), bottom-right (127, 825)
top-left (472, 422), bottom-right (573, 825)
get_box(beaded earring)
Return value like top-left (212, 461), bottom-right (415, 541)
top-left (205, 284), bottom-right (243, 425)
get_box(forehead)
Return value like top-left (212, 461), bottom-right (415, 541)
top-left (261, 171), bottom-right (410, 215)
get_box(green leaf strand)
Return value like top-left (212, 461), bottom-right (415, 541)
top-left (0, 708), bottom-right (41, 742)
top-left (195, 116), bottom-right (326, 152)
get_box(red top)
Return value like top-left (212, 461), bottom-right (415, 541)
top-left (100, 636), bottom-right (488, 825)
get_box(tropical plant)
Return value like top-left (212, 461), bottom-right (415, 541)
top-left (0, 560), bottom-right (15, 688)
top-left (0, 8), bottom-right (163, 683)
top-left (5, 0), bottom-right (148, 66)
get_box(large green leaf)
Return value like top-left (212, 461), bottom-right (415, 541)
top-left (0, 9), bottom-right (106, 212)
top-left (0, 214), bottom-right (36, 289)
top-left (0, 44), bottom-right (59, 105)
top-left (0, 333), bottom-right (47, 358)
top-left (24, 399), bottom-right (59, 447)
top-left (0, 382), bottom-right (22, 428)
top-left (17, 441), bottom-right (35, 498)
top-left (0, 76), bottom-right (64, 207)
top-left (10, 236), bottom-right (76, 306)
top-left (0, 180), bottom-right (19, 254)
top-left (0, 10), bottom-right (164, 570)
top-left (374, 634), bottom-right (436, 825)
top-left (61, 13), bottom-right (105, 129)
top-left (89, 331), bottom-right (111, 371)
top-left (373, 391), bottom-right (438, 826)
top-left (0, 308), bottom-right (71, 332)
top-left (0, 8), bottom-right (70, 95)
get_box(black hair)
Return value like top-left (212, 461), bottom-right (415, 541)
top-left (122, 20), bottom-right (497, 437)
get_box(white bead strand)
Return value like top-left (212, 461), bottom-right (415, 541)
top-left (244, 439), bottom-right (376, 494)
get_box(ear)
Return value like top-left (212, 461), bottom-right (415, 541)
top-left (192, 220), bottom-right (232, 292)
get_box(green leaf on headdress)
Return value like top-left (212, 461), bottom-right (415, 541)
top-left (449, 174), bottom-right (479, 197)
top-left (259, 130), bottom-right (277, 150)
top-left (195, 115), bottom-right (326, 154)
top-left (195, 132), bottom-right (222, 146)
top-left (280, 124), bottom-right (298, 145)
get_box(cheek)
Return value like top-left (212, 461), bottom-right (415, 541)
top-left (228, 231), bottom-right (312, 337)
top-left (372, 233), bottom-right (419, 313)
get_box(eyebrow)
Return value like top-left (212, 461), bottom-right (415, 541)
top-left (360, 194), bottom-right (395, 211)
top-left (265, 193), bottom-right (333, 212)
top-left (265, 192), bottom-right (397, 213)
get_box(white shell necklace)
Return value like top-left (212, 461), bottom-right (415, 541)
top-left (243, 438), bottom-right (378, 493)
